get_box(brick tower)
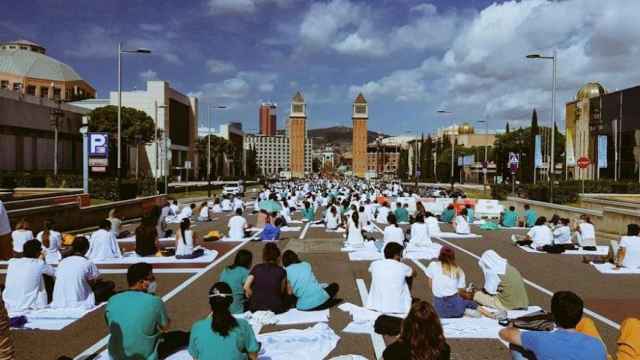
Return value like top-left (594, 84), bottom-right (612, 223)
top-left (288, 91), bottom-right (307, 178)
top-left (352, 93), bottom-right (368, 178)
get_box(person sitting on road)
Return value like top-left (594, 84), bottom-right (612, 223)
top-left (244, 243), bottom-right (288, 314)
top-left (219, 250), bottom-right (253, 314)
top-left (553, 218), bottom-right (573, 246)
top-left (51, 236), bottom-right (115, 309)
top-left (471, 250), bottom-right (529, 311)
top-left (2, 239), bottom-right (55, 312)
top-left (501, 206), bottom-right (519, 228)
top-left (175, 218), bottom-right (204, 259)
top-left (383, 300), bottom-right (451, 360)
top-left (453, 209), bottom-right (471, 235)
top-left (169, 200), bottom-right (179, 216)
top-left (282, 250), bottom-right (341, 311)
top-left (511, 217), bottom-right (553, 250)
top-left (440, 205), bottom-right (456, 224)
top-left (425, 212), bottom-right (442, 236)
top-left (325, 205), bottom-right (341, 230)
top-left (107, 209), bottom-right (123, 238)
top-left (376, 202), bottom-right (391, 224)
top-left (465, 204), bottom-right (475, 224)
top-left (106, 262), bottom-right (188, 360)
top-left (426, 246), bottom-right (478, 319)
top-left (11, 218), bottom-right (33, 258)
top-left (500, 291), bottom-right (606, 360)
top-left (302, 201), bottom-right (316, 222)
top-left (221, 196), bottom-right (233, 212)
top-left (383, 213), bottom-right (405, 249)
top-left (574, 215), bottom-right (597, 249)
top-left (36, 219), bottom-right (62, 265)
top-left (211, 198), bottom-right (223, 214)
top-left (523, 204), bottom-right (538, 228)
top-left (135, 215), bottom-right (160, 257)
top-left (177, 203), bottom-right (195, 221)
top-left (408, 213), bottom-right (433, 248)
top-left (346, 211), bottom-right (366, 247)
top-left (394, 202), bottom-right (410, 223)
top-left (197, 201), bottom-right (210, 222)
top-left (188, 282), bottom-right (261, 360)
top-left (87, 220), bottom-right (122, 261)
top-left (261, 217), bottom-right (284, 241)
top-left (232, 196), bottom-right (244, 212)
top-left (228, 208), bottom-right (248, 241)
top-left (280, 200), bottom-right (293, 224)
top-left (616, 223), bottom-right (640, 270)
top-left (366, 242), bottom-right (413, 314)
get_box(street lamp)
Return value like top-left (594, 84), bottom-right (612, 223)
top-left (436, 110), bottom-right (455, 190)
top-left (208, 105), bottom-right (227, 197)
top-left (154, 101), bottom-right (168, 194)
top-left (477, 119), bottom-right (489, 190)
top-left (527, 51), bottom-right (557, 202)
top-left (49, 100), bottom-right (64, 176)
top-left (117, 43), bottom-right (151, 179)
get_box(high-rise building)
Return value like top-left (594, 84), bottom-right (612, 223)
top-left (259, 102), bottom-right (277, 136)
top-left (288, 91), bottom-right (307, 178)
top-left (352, 93), bottom-right (368, 177)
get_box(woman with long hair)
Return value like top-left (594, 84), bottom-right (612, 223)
top-left (175, 218), bottom-right (204, 259)
top-left (220, 250), bottom-right (253, 314)
top-left (346, 211), bottom-right (365, 247)
top-left (188, 282), bottom-right (260, 360)
top-left (36, 219), bottom-right (62, 264)
top-left (383, 300), bottom-right (451, 360)
top-left (135, 215), bottom-right (160, 257)
top-left (425, 246), bottom-right (477, 318)
top-left (243, 243), bottom-right (288, 313)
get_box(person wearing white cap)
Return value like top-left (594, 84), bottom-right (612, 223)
top-left (471, 250), bottom-right (529, 311)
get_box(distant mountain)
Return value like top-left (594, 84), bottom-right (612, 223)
top-left (308, 126), bottom-right (388, 149)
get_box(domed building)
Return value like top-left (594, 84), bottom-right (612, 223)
top-left (576, 82), bottom-right (607, 101)
top-left (0, 40), bottom-right (95, 101)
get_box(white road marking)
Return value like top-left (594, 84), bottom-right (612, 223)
top-left (431, 236), bottom-right (621, 331)
top-left (299, 221), bottom-right (311, 239)
top-left (74, 234), bottom-right (258, 359)
top-left (355, 278), bottom-right (386, 360)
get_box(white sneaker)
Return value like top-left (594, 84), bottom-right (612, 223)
top-left (464, 309), bottom-right (482, 318)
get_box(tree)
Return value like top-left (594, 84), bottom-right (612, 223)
top-left (528, 109), bottom-right (540, 183)
top-left (196, 135), bottom-right (236, 180)
top-left (421, 135), bottom-right (434, 181)
top-left (506, 122), bottom-right (510, 134)
top-left (245, 145), bottom-right (259, 179)
top-left (398, 149), bottom-right (409, 180)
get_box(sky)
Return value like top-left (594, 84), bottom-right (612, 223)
top-left (4, 0), bottom-right (640, 135)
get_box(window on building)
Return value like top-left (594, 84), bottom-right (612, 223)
top-left (53, 87), bottom-right (61, 99)
top-left (13, 83), bottom-right (22, 91)
top-left (26, 85), bottom-right (36, 95)
top-left (40, 87), bottom-right (48, 98)
top-left (0, 80), bottom-right (8, 89)
top-left (293, 104), bottom-right (304, 113)
top-left (355, 104), bottom-right (367, 114)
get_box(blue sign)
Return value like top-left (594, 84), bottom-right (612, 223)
top-left (88, 132), bottom-right (109, 158)
top-left (597, 135), bottom-right (607, 169)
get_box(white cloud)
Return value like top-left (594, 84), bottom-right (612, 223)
top-left (208, 0), bottom-right (297, 15)
top-left (139, 24), bottom-right (163, 32)
top-left (299, 0), bottom-right (363, 47)
top-left (139, 69), bottom-right (159, 82)
top-left (195, 71), bottom-right (278, 104)
top-left (332, 33), bottom-right (386, 57)
top-left (206, 59), bottom-right (236, 74)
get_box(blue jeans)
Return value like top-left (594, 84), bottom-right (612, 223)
top-left (433, 294), bottom-right (477, 318)
top-left (510, 344), bottom-right (537, 360)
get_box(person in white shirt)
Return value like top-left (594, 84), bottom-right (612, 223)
top-left (106, 209), bottom-right (122, 237)
top-left (408, 213), bottom-right (432, 248)
top-left (2, 240), bottom-right (55, 312)
top-left (87, 220), bottom-right (122, 261)
top-left (157, 201), bottom-right (171, 238)
top-left (176, 218), bottom-right (204, 259)
top-left (169, 200), bottom-right (179, 216)
top-left (51, 236), bottom-right (115, 309)
top-left (221, 197), bottom-right (233, 212)
top-left (552, 218), bottom-right (572, 245)
top-left (345, 211), bottom-right (365, 247)
top-left (232, 197), bottom-right (244, 212)
top-left (11, 219), bottom-right (33, 257)
top-left (376, 203), bottom-right (391, 224)
top-left (383, 213), bottom-right (405, 248)
top-left (425, 246), bottom-right (478, 318)
top-left (280, 200), bottom-right (293, 224)
top-left (36, 219), bottom-right (62, 265)
top-left (197, 202), bottom-right (210, 222)
top-left (178, 204), bottom-right (195, 220)
top-left (366, 242), bottom-right (413, 314)
top-left (453, 209), bottom-right (471, 235)
top-left (425, 212), bottom-right (441, 236)
top-left (0, 200), bottom-right (11, 260)
top-left (617, 223), bottom-right (640, 269)
top-left (228, 208), bottom-right (248, 241)
top-left (512, 217), bottom-right (553, 250)
top-left (574, 215), bottom-right (597, 248)
top-left (325, 206), bottom-right (341, 230)
top-left (211, 198), bottom-right (223, 214)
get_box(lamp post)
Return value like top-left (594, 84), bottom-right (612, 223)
top-left (117, 43), bottom-right (151, 179)
top-left (527, 51), bottom-right (557, 202)
top-left (437, 110), bottom-right (455, 190)
top-left (49, 100), bottom-right (64, 176)
top-left (154, 101), bottom-right (168, 194)
top-left (477, 119), bottom-right (489, 190)
top-left (207, 105), bottom-right (227, 197)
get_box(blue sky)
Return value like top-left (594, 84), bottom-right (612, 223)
top-left (4, 0), bottom-right (640, 135)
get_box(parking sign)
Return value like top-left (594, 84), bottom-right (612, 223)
top-left (88, 133), bottom-right (109, 158)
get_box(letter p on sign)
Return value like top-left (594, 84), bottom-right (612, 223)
top-left (89, 133), bottom-right (109, 157)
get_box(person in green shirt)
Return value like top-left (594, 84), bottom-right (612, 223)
top-left (524, 205), bottom-right (538, 228)
top-left (465, 204), bottom-right (475, 224)
top-left (105, 262), bottom-right (188, 360)
top-left (470, 250), bottom-right (529, 311)
top-left (394, 203), bottom-right (410, 223)
top-left (501, 206), bottom-right (519, 228)
top-left (440, 204), bottom-right (456, 223)
top-left (302, 201), bottom-right (315, 222)
top-left (189, 282), bottom-right (261, 360)
top-left (219, 250), bottom-right (253, 314)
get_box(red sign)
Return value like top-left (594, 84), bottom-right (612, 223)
top-left (577, 157), bottom-right (590, 169)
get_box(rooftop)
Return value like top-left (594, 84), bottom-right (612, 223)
top-left (0, 48), bottom-right (85, 82)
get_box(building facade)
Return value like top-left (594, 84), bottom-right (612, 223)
top-left (0, 87), bottom-right (90, 172)
top-left (433, 123), bottom-right (496, 148)
top-left (288, 91), bottom-right (308, 178)
top-left (259, 103), bottom-right (277, 136)
top-left (352, 93), bottom-right (368, 177)
top-left (72, 80), bottom-right (198, 179)
top-left (367, 142), bottom-right (400, 179)
top-left (244, 134), bottom-right (311, 178)
top-left (0, 40), bottom-right (95, 101)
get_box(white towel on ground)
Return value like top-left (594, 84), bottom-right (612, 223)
top-left (518, 245), bottom-right (609, 256)
top-left (591, 262), bottom-right (640, 274)
top-left (92, 248), bottom-right (218, 264)
top-left (10, 306), bottom-right (99, 331)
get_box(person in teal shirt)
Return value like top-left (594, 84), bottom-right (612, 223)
top-left (106, 263), bottom-right (187, 360)
top-left (465, 204), bottom-right (475, 224)
top-left (440, 204), bottom-right (456, 223)
top-left (219, 250), bottom-right (253, 314)
top-left (524, 205), bottom-right (538, 228)
top-left (501, 206), bottom-right (519, 227)
top-left (282, 250), bottom-right (340, 311)
top-left (394, 202), bottom-right (410, 223)
top-left (302, 201), bottom-right (315, 222)
top-left (189, 282), bottom-right (260, 360)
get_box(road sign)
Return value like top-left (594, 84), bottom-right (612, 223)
top-left (89, 158), bottom-right (108, 167)
top-left (91, 166), bottom-right (106, 173)
top-left (184, 160), bottom-right (192, 169)
top-left (88, 133), bottom-right (109, 157)
top-left (577, 156), bottom-right (590, 169)
top-left (508, 152), bottom-right (520, 166)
